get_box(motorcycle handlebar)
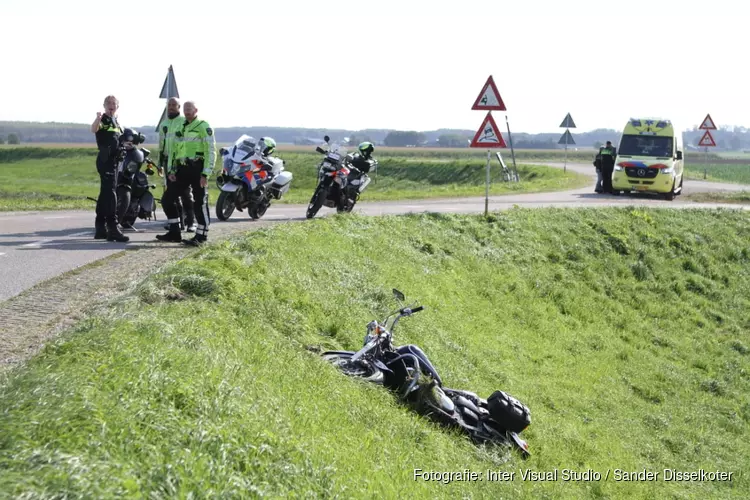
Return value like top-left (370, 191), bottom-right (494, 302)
top-left (315, 146), bottom-right (327, 155)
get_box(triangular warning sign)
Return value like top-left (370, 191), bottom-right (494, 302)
top-left (558, 130), bottom-right (575, 145)
top-left (470, 112), bottom-right (507, 148)
top-left (699, 113), bottom-right (716, 130)
top-left (698, 130), bottom-right (716, 147)
top-left (559, 113), bottom-right (576, 128)
top-left (471, 75), bottom-right (507, 111)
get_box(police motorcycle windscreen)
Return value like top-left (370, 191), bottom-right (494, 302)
top-left (217, 135), bottom-right (257, 187)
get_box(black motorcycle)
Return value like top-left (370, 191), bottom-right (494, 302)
top-left (321, 289), bottom-right (531, 458)
top-left (115, 129), bottom-right (162, 229)
top-left (306, 136), bottom-right (360, 218)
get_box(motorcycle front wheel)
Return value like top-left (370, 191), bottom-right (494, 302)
top-left (216, 191), bottom-right (236, 221)
top-left (321, 352), bottom-right (384, 384)
top-left (306, 186), bottom-right (325, 219)
top-left (116, 186), bottom-right (131, 224)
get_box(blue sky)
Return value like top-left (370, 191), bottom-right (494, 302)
top-left (0, 0), bottom-right (745, 133)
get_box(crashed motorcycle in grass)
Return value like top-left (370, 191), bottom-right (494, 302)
top-left (215, 135), bottom-right (293, 221)
top-left (321, 289), bottom-right (531, 458)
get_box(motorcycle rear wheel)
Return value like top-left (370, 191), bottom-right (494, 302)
top-left (249, 199), bottom-right (270, 220)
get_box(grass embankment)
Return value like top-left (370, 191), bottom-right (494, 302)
top-left (0, 148), bottom-right (589, 211)
top-left (1, 209), bottom-right (748, 498)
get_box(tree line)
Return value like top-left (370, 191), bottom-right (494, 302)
top-left (3, 121), bottom-right (750, 150)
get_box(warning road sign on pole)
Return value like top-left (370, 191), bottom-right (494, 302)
top-left (471, 75), bottom-right (507, 111)
top-left (558, 113), bottom-right (576, 172)
top-left (558, 129), bottom-right (575, 145)
top-left (559, 113), bottom-right (577, 129)
top-left (699, 114), bottom-right (717, 130)
top-left (155, 65), bottom-right (180, 132)
top-left (470, 112), bottom-right (507, 148)
top-left (697, 118), bottom-right (717, 179)
top-left (698, 130), bottom-right (716, 147)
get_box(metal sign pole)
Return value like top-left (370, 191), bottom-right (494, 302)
top-left (485, 149), bottom-right (491, 216)
top-left (564, 129), bottom-right (568, 173)
top-left (505, 115), bottom-right (519, 182)
top-left (704, 146), bottom-right (708, 179)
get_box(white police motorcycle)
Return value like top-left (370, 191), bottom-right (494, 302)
top-left (215, 135), bottom-right (293, 220)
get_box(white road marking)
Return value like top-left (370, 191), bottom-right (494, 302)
top-left (69, 231), bottom-right (91, 237)
top-left (43, 216), bottom-right (72, 219)
top-left (20, 239), bottom-right (51, 248)
top-left (0, 252), bottom-right (6, 256)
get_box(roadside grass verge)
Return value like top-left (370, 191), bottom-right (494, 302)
top-left (1, 209), bottom-right (748, 498)
top-left (685, 191), bottom-right (750, 204)
top-left (0, 151), bottom-right (589, 211)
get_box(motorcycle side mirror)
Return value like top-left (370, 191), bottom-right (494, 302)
top-left (324, 135), bottom-right (330, 143)
top-left (393, 289), bottom-right (405, 302)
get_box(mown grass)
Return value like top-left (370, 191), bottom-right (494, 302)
top-left (0, 150), bottom-right (589, 211)
top-left (1, 209), bottom-right (748, 498)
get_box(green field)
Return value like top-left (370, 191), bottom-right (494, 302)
top-left (0, 148), bottom-right (589, 211)
top-left (1, 209), bottom-right (748, 498)
top-left (684, 163), bottom-right (750, 184)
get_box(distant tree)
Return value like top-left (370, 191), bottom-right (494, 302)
top-left (437, 134), bottom-right (469, 147)
top-left (0, 135), bottom-right (5, 144)
top-left (7, 133), bottom-right (20, 144)
top-left (384, 131), bottom-right (426, 147)
top-left (729, 134), bottom-right (742, 151)
top-left (348, 134), bottom-right (372, 146)
top-left (593, 140), bottom-right (603, 149)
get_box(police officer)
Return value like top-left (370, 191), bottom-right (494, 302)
top-left (90, 95), bottom-right (129, 242)
top-left (159, 97), bottom-right (196, 232)
top-left (598, 140), bottom-right (617, 194)
top-left (593, 153), bottom-right (603, 193)
top-left (156, 101), bottom-right (216, 246)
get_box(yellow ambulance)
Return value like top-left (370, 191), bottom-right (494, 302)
top-left (611, 118), bottom-right (684, 200)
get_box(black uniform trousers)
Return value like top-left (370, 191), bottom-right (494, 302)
top-left (165, 174), bottom-right (196, 225)
top-left (162, 159), bottom-right (210, 237)
top-left (95, 148), bottom-right (118, 225)
top-left (601, 159), bottom-right (615, 193)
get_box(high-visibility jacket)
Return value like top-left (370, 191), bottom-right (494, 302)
top-left (158, 115), bottom-right (183, 167)
top-left (169, 118), bottom-right (217, 177)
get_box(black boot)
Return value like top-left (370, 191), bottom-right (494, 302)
top-left (106, 220), bottom-right (130, 243)
top-left (156, 223), bottom-right (182, 242)
top-left (182, 234), bottom-right (207, 247)
top-left (94, 217), bottom-right (107, 239)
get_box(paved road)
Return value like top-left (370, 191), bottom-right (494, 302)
top-left (1, 162), bottom-right (748, 302)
